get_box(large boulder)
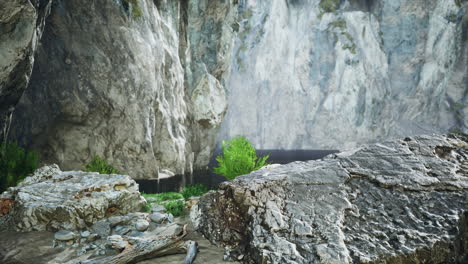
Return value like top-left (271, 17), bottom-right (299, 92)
top-left (0, 165), bottom-right (146, 232)
top-left (192, 134), bottom-right (468, 263)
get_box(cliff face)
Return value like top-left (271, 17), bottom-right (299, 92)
top-left (2, 0), bottom-right (467, 179)
top-left (9, 0), bottom-right (236, 178)
top-left (220, 0), bottom-right (468, 149)
top-left (0, 0), bottom-right (52, 141)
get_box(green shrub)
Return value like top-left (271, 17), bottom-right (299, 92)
top-left (181, 184), bottom-right (209, 200)
top-left (164, 200), bottom-right (184, 217)
top-left (146, 192), bottom-right (184, 202)
top-left (85, 156), bottom-right (119, 174)
top-left (0, 142), bottom-right (39, 192)
top-left (319, 0), bottom-right (341, 13)
top-left (142, 192), bottom-right (185, 214)
top-left (214, 136), bottom-right (269, 180)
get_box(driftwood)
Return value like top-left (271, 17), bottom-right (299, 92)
top-left (183, 241), bottom-right (198, 264)
top-left (81, 225), bottom-right (189, 264)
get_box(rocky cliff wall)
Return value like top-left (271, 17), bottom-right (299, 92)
top-left (0, 0), bottom-right (52, 142)
top-left (220, 0), bottom-right (468, 149)
top-left (2, 0), bottom-right (467, 179)
top-left (8, 0), bottom-right (236, 178)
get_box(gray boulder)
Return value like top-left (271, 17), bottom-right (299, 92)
top-left (0, 165), bottom-right (146, 231)
top-left (192, 134), bottom-right (468, 263)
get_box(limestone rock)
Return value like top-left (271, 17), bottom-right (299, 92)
top-left (220, 0), bottom-right (468, 149)
top-left (0, 165), bottom-right (146, 232)
top-left (192, 134), bottom-right (468, 263)
top-left (0, 0), bottom-right (52, 140)
top-left (8, 0), bottom-right (235, 179)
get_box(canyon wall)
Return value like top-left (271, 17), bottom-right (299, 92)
top-left (220, 0), bottom-right (468, 149)
top-left (8, 0), bottom-right (236, 178)
top-left (0, 0), bottom-right (52, 142)
top-left (1, 0), bottom-right (467, 179)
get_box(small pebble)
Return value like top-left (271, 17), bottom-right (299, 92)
top-left (135, 219), bottom-right (150, 231)
top-left (149, 212), bottom-right (167, 223)
top-left (54, 230), bottom-right (76, 241)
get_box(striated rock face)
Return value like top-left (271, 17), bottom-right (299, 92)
top-left (3, 0), bottom-right (467, 179)
top-left (0, 165), bottom-right (146, 232)
top-left (0, 0), bottom-right (52, 141)
top-left (220, 0), bottom-right (468, 149)
top-left (9, 0), bottom-right (236, 178)
top-left (192, 134), bottom-right (468, 263)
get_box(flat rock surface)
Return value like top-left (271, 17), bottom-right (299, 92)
top-left (193, 134), bottom-right (468, 263)
top-left (0, 165), bottom-right (145, 231)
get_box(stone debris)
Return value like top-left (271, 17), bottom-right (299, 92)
top-left (0, 165), bottom-right (146, 232)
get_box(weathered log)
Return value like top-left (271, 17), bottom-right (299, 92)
top-left (80, 225), bottom-right (188, 264)
top-left (184, 241), bottom-right (198, 264)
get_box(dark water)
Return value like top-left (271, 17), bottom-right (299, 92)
top-left (136, 149), bottom-right (338, 193)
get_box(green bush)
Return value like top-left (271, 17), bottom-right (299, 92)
top-left (319, 0), bottom-right (341, 13)
top-left (0, 142), bottom-right (39, 192)
top-left (85, 156), bottom-right (119, 174)
top-left (164, 200), bottom-right (185, 217)
top-left (181, 184), bottom-right (209, 200)
top-left (214, 136), bottom-right (269, 180)
top-left (144, 192), bottom-right (183, 202)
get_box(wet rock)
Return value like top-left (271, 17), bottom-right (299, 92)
top-left (54, 230), bottom-right (76, 241)
top-left (193, 134), bottom-right (468, 263)
top-left (0, 165), bottom-right (146, 231)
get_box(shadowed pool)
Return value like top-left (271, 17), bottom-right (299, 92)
top-left (136, 149), bottom-right (339, 193)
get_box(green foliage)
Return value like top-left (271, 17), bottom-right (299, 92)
top-left (122, 0), bottom-right (142, 18)
top-left (142, 192), bottom-right (185, 215)
top-left (214, 136), bottom-right (269, 180)
top-left (181, 184), bottom-right (209, 200)
top-left (164, 200), bottom-right (184, 217)
top-left (85, 156), bottom-right (119, 174)
top-left (329, 19), bottom-right (347, 30)
top-left (143, 192), bottom-right (183, 202)
top-left (0, 142), bottom-right (39, 192)
top-left (319, 0), bottom-right (341, 12)
top-left (447, 13), bottom-right (459, 23)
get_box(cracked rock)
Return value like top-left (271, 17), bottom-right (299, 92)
top-left (192, 134), bottom-right (468, 263)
